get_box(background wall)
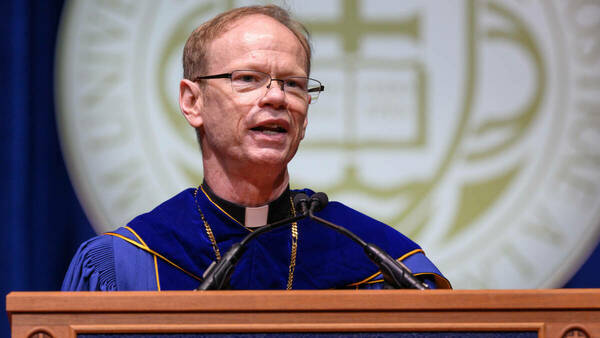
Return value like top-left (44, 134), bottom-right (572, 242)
top-left (2, 0), bottom-right (599, 336)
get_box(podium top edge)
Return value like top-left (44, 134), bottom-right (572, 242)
top-left (6, 289), bottom-right (600, 314)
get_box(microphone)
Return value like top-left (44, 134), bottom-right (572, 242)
top-left (309, 192), bottom-right (328, 213)
top-left (196, 194), bottom-right (310, 290)
top-left (293, 192), bottom-right (310, 215)
top-left (307, 192), bottom-right (429, 290)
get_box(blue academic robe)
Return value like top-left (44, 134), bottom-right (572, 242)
top-left (62, 188), bottom-right (450, 291)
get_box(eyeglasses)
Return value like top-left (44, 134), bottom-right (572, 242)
top-left (193, 70), bottom-right (325, 103)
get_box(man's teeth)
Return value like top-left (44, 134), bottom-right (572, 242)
top-left (253, 124), bottom-right (286, 133)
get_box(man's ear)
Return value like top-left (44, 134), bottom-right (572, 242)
top-left (300, 114), bottom-right (308, 140)
top-left (179, 79), bottom-right (204, 128)
top-left (299, 96), bottom-right (310, 140)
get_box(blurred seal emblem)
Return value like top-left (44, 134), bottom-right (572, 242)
top-left (56, 0), bottom-right (600, 288)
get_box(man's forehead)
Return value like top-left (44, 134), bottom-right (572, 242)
top-left (215, 15), bottom-right (298, 48)
top-left (204, 14), bottom-right (308, 72)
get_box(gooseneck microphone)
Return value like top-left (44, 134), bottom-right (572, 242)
top-left (197, 192), bottom-right (429, 290)
top-left (196, 195), bottom-right (310, 290)
top-left (304, 192), bottom-right (429, 290)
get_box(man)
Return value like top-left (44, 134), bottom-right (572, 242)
top-left (62, 5), bottom-right (450, 291)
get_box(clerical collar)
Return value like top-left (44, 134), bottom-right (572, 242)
top-left (201, 181), bottom-right (292, 228)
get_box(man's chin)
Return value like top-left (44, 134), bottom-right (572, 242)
top-left (246, 149), bottom-right (291, 167)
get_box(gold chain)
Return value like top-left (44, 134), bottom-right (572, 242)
top-left (287, 199), bottom-right (298, 290)
top-left (194, 186), bottom-right (298, 289)
top-left (194, 187), bottom-right (221, 261)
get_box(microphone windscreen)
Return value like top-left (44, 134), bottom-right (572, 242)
top-left (293, 192), bottom-right (310, 210)
top-left (311, 192), bottom-right (329, 211)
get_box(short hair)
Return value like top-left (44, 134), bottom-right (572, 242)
top-left (182, 5), bottom-right (312, 80)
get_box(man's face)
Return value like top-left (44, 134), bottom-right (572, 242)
top-left (192, 15), bottom-right (310, 170)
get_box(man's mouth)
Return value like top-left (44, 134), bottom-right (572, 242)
top-left (250, 124), bottom-right (287, 135)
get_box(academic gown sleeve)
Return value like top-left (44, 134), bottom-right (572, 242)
top-left (353, 252), bottom-right (444, 289)
top-left (61, 228), bottom-right (158, 291)
top-left (61, 234), bottom-right (118, 291)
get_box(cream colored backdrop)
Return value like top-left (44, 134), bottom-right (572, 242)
top-left (56, 0), bottom-right (600, 289)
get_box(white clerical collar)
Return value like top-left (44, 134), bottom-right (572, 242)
top-left (244, 204), bottom-right (269, 228)
top-left (201, 182), bottom-right (292, 228)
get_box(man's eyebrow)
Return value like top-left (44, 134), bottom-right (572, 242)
top-left (232, 67), bottom-right (308, 78)
top-left (230, 58), bottom-right (308, 76)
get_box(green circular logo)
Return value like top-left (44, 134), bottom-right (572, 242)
top-left (56, 0), bottom-right (600, 288)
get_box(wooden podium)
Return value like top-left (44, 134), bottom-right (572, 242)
top-left (6, 289), bottom-right (600, 338)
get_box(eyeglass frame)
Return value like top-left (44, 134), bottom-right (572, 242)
top-left (192, 70), bottom-right (325, 103)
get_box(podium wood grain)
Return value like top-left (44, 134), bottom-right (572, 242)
top-left (6, 289), bottom-right (600, 337)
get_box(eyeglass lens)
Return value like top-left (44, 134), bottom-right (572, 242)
top-left (230, 70), bottom-right (322, 101)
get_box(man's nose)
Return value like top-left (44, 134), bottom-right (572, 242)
top-left (266, 78), bottom-right (285, 92)
top-left (261, 79), bottom-right (287, 107)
